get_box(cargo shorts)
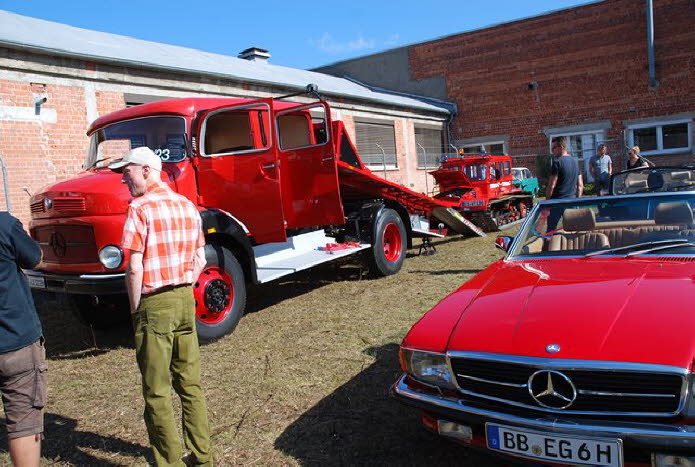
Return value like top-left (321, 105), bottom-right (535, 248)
top-left (0, 339), bottom-right (47, 439)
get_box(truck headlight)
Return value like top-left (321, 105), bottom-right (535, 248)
top-left (401, 348), bottom-right (456, 390)
top-left (99, 245), bottom-right (123, 269)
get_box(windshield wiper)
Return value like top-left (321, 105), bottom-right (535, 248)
top-left (583, 238), bottom-right (689, 257)
top-left (625, 242), bottom-right (695, 257)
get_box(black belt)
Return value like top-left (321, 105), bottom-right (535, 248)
top-left (144, 283), bottom-right (191, 296)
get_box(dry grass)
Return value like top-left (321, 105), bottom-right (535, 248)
top-left (1, 234), bottom-right (510, 466)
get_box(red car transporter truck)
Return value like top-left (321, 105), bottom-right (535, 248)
top-left (25, 87), bottom-right (478, 341)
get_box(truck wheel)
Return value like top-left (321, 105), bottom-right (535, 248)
top-left (367, 208), bottom-right (406, 276)
top-left (193, 244), bottom-right (246, 343)
top-left (70, 295), bottom-right (129, 329)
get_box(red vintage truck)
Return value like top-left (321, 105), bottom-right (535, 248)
top-left (25, 88), bottom-right (477, 341)
top-left (431, 154), bottom-right (534, 231)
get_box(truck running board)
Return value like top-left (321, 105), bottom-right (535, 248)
top-left (253, 230), bottom-right (371, 284)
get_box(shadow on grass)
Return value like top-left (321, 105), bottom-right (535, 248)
top-left (0, 413), bottom-right (151, 465)
top-left (33, 292), bottom-right (134, 360)
top-left (274, 343), bottom-right (503, 466)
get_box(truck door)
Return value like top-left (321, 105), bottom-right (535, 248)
top-left (195, 99), bottom-right (286, 243)
top-left (274, 102), bottom-right (345, 228)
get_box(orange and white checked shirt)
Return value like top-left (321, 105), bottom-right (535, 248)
top-left (122, 182), bottom-right (205, 294)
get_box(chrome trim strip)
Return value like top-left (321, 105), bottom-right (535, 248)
top-left (577, 390), bottom-right (675, 398)
top-left (457, 374), bottom-right (527, 388)
top-left (446, 351), bottom-right (689, 417)
top-left (447, 351), bottom-right (689, 374)
top-left (393, 375), bottom-right (695, 445)
top-left (23, 270), bottom-right (125, 280)
top-left (79, 273), bottom-right (126, 280)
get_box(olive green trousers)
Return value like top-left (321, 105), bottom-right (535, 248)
top-left (133, 286), bottom-right (212, 466)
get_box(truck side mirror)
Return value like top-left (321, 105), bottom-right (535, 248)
top-left (495, 236), bottom-right (514, 252)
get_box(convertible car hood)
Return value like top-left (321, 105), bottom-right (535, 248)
top-left (447, 258), bottom-right (695, 368)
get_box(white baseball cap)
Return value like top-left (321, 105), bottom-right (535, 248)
top-left (108, 146), bottom-right (162, 172)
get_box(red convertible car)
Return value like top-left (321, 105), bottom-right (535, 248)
top-left (393, 192), bottom-right (695, 466)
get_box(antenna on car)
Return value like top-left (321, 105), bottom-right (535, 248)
top-left (275, 84), bottom-right (322, 101)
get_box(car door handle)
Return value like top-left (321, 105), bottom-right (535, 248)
top-left (322, 156), bottom-right (334, 162)
top-left (262, 163), bottom-right (275, 170)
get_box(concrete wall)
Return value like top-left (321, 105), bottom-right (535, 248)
top-left (0, 47), bottom-right (447, 226)
top-left (314, 47), bottom-right (448, 101)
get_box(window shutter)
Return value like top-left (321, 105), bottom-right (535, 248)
top-left (355, 121), bottom-right (397, 167)
top-left (415, 127), bottom-right (443, 168)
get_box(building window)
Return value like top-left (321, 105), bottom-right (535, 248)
top-left (628, 119), bottom-right (692, 155)
top-left (415, 127), bottom-right (444, 169)
top-left (461, 141), bottom-right (505, 156)
top-left (355, 120), bottom-right (397, 169)
top-left (548, 133), bottom-right (605, 160)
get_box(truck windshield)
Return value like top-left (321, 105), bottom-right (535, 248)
top-left (85, 116), bottom-right (187, 169)
top-left (464, 164), bottom-right (488, 181)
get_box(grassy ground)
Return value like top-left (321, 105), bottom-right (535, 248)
top-left (1, 234), bottom-right (510, 466)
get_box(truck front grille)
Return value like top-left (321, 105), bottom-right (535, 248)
top-left (449, 354), bottom-right (686, 417)
top-left (32, 225), bottom-right (97, 264)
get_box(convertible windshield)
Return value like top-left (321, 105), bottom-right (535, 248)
top-left (85, 116), bottom-right (187, 169)
top-left (509, 193), bottom-right (695, 258)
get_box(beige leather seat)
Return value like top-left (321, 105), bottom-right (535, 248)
top-left (635, 201), bottom-right (693, 240)
top-left (548, 208), bottom-right (610, 251)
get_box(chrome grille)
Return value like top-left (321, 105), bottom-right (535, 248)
top-left (449, 353), bottom-right (687, 417)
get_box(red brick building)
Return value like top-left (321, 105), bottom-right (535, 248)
top-left (318, 0), bottom-right (695, 179)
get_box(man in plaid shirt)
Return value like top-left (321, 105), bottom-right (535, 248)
top-left (110, 147), bottom-right (211, 466)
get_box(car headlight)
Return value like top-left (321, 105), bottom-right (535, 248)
top-left (99, 245), bottom-right (123, 269)
top-left (401, 348), bottom-right (456, 390)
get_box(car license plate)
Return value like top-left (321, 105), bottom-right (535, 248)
top-left (27, 276), bottom-right (46, 289)
top-left (486, 424), bottom-right (622, 466)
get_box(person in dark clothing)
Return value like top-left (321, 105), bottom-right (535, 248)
top-left (627, 146), bottom-right (650, 170)
top-left (0, 212), bottom-right (45, 467)
top-left (545, 138), bottom-right (583, 231)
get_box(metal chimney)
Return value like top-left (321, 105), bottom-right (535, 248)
top-left (238, 47), bottom-right (271, 63)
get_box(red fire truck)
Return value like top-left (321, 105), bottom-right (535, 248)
top-left (25, 87), bottom-right (478, 341)
top-left (431, 154), bottom-right (534, 231)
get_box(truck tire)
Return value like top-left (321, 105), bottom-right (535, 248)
top-left (366, 208), bottom-right (407, 276)
top-left (194, 244), bottom-right (246, 343)
top-left (70, 294), bottom-right (129, 329)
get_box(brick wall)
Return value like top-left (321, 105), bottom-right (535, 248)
top-left (0, 78), bottom-right (126, 226)
top-left (409, 0), bottom-right (695, 172)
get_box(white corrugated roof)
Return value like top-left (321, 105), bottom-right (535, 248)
top-left (0, 9), bottom-right (452, 115)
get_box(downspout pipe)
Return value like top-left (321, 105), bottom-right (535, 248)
top-left (0, 154), bottom-right (10, 213)
top-left (646, 0), bottom-right (658, 87)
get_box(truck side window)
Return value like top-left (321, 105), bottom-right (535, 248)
top-left (277, 114), bottom-right (312, 150)
top-left (204, 111), bottom-right (254, 155)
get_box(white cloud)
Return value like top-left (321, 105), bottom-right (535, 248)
top-left (310, 33), bottom-right (376, 54)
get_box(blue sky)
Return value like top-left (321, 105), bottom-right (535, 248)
top-left (0, 0), bottom-right (595, 69)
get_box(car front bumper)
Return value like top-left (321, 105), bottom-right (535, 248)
top-left (391, 374), bottom-right (695, 452)
top-left (24, 269), bottom-right (126, 295)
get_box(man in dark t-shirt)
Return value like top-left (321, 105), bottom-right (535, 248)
top-left (0, 212), bottom-right (45, 466)
top-left (545, 138), bottom-right (583, 230)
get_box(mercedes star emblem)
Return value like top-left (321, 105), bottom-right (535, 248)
top-left (49, 232), bottom-right (67, 258)
top-left (546, 344), bottom-right (561, 353)
top-left (528, 370), bottom-right (577, 409)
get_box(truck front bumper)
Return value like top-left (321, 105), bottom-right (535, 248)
top-left (391, 374), bottom-right (695, 452)
top-left (24, 269), bottom-right (126, 295)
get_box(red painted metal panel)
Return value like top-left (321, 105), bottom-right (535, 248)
top-left (275, 102), bottom-right (344, 229)
top-left (194, 98), bottom-right (287, 244)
